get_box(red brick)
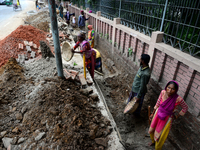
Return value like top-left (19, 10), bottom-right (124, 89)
top-left (63, 69), bottom-right (71, 79)
top-left (78, 74), bottom-right (87, 87)
top-left (68, 70), bottom-right (79, 80)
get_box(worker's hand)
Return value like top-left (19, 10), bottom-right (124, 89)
top-left (135, 97), bottom-right (140, 103)
top-left (71, 48), bottom-right (74, 53)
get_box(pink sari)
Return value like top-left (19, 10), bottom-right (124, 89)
top-left (150, 93), bottom-right (180, 141)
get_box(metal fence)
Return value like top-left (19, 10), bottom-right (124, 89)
top-left (71, 0), bottom-right (200, 57)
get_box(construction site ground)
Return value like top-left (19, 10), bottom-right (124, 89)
top-left (0, 7), bottom-right (180, 150)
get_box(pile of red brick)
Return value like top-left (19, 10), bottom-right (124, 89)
top-left (0, 25), bottom-right (47, 68)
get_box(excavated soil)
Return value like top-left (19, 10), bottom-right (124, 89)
top-left (0, 58), bottom-right (113, 149)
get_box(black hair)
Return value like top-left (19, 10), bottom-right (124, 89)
top-left (166, 81), bottom-right (178, 91)
top-left (141, 54), bottom-right (150, 65)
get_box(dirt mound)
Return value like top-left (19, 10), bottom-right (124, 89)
top-left (35, 21), bottom-right (49, 32)
top-left (0, 59), bottom-right (112, 149)
top-left (0, 58), bottom-right (25, 105)
top-left (0, 25), bottom-right (47, 68)
top-left (25, 11), bottom-right (50, 32)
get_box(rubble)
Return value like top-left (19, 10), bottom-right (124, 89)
top-left (0, 25), bottom-right (47, 68)
top-left (0, 58), bottom-right (114, 149)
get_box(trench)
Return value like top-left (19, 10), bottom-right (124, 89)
top-left (93, 51), bottom-right (179, 150)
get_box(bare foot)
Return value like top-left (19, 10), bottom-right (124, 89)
top-left (148, 142), bottom-right (155, 146)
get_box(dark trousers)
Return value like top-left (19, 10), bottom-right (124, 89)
top-left (127, 91), bottom-right (145, 116)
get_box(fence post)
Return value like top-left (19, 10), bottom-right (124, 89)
top-left (119, 0), bottom-right (122, 18)
top-left (160, 0), bottom-right (168, 32)
top-left (148, 31), bottom-right (164, 69)
top-left (112, 18), bottom-right (121, 48)
top-left (96, 11), bottom-right (101, 32)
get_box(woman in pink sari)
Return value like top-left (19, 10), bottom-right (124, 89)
top-left (71, 31), bottom-right (96, 78)
top-left (148, 80), bottom-right (188, 150)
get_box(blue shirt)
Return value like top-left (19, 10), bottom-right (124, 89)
top-left (78, 15), bottom-right (89, 27)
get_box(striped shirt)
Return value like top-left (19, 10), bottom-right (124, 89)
top-left (154, 90), bottom-right (188, 116)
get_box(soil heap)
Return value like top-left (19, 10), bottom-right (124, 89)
top-left (0, 58), bottom-right (112, 149)
top-left (0, 25), bottom-right (47, 68)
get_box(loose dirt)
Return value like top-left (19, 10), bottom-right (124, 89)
top-left (0, 57), bottom-right (113, 149)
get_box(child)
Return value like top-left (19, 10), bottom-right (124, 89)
top-left (72, 13), bottom-right (76, 28)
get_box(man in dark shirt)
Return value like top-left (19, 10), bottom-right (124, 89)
top-left (127, 54), bottom-right (151, 117)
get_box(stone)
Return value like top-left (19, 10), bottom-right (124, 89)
top-left (1, 131), bottom-right (7, 137)
top-left (15, 113), bottom-right (23, 120)
top-left (95, 138), bottom-right (107, 147)
top-left (89, 93), bottom-right (99, 101)
top-left (79, 89), bottom-right (89, 96)
top-left (18, 137), bottom-right (26, 144)
top-left (33, 44), bottom-right (37, 49)
top-left (89, 130), bottom-right (96, 139)
top-left (46, 57), bottom-right (50, 61)
top-left (31, 51), bottom-right (36, 58)
top-left (11, 137), bottom-right (18, 145)
top-left (2, 137), bottom-right (13, 148)
top-left (29, 41), bottom-right (33, 47)
top-left (26, 46), bottom-right (32, 53)
top-left (12, 107), bottom-right (17, 112)
top-left (12, 127), bottom-right (19, 133)
top-left (85, 87), bottom-right (93, 94)
top-left (38, 49), bottom-right (41, 54)
top-left (35, 132), bottom-right (46, 141)
top-left (21, 106), bottom-right (27, 114)
top-left (106, 126), bottom-right (112, 134)
top-left (80, 87), bottom-right (93, 96)
top-left (48, 107), bottom-right (59, 116)
top-left (24, 41), bottom-right (29, 46)
top-left (99, 146), bottom-right (104, 150)
top-left (22, 112), bottom-right (29, 124)
top-left (78, 74), bottom-right (87, 88)
top-left (86, 79), bottom-right (93, 86)
top-left (18, 43), bottom-right (23, 50)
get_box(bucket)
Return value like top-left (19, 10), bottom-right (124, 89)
top-left (124, 97), bottom-right (139, 114)
top-left (61, 41), bottom-right (74, 62)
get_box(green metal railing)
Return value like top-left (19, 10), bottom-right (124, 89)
top-left (71, 0), bottom-right (200, 57)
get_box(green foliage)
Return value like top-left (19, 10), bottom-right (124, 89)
top-left (105, 34), bottom-right (109, 39)
top-left (73, 62), bottom-right (78, 66)
top-left (109, 40), bottom-right (112, 44)
top-left (100, 33), bottom-right (103, 38)
top-left (128, 47), bottom-right (133, 56)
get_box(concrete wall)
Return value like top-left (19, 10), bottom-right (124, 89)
top-left (68, 5), bottom-right (200, 149)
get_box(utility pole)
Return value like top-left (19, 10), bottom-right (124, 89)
top-left (48, 0), bottom-right (64, 78)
